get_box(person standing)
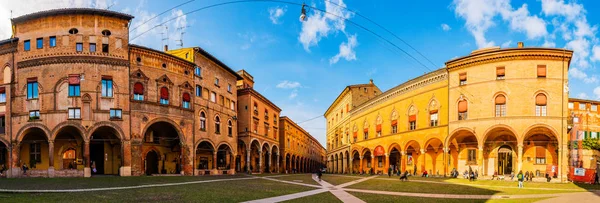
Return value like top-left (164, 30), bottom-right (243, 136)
top-left (316, 168), bottom-right (322, 181)
top-left (517, 170), bottom-right (524, 188)
top-left (388, 166), bottom-right (392, 178)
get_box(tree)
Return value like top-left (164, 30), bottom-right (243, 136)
top-left (582, 138), bottom-right (600, 151)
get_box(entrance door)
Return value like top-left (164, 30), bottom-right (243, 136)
top-left (90, 143), bottom-right (105, 174)
top-left (497, 145), bottom-right (513, 175)
top-left (146, 151), bottom-right (159, 175)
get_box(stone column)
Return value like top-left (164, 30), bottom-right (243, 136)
top-left (230, 153), bottom-right (236, 171)
top-left (276, 154), bottom-right (280, 173)
top-left (349, 157), bottom-right (353, 174)
top-left (359, 156), bottom-right (363, 173)
top-left (420, 149), bottom-right (426, 174)
top-left (443, 147), bottom-right (449, 176)
top-left (258, 150), bottom-right (263, 173)
top-left (385, 153), bottom-right (390, 174)
top-left (267, 152), bottom-right (272, 173)
top-left (246, 148), bottom-right (251, 173)
top-left (122, 141), bottom-right (132, 176)
top-left (400, 151), bottom-right (406, 172)
top-left (517, 144), bottom-right (523, 172)
top-left (47, 141), bottom-right (55, 177)
top-left (477, 146), bottom-right (484, 174)
top-left (84, 141), bottom-right (91, 177)
top-left (370, 155), bottom-right (375, 174)
top-left (559, 143), bottom-right (568, 182)
top-left (213, 152), bottom-right (218, 171)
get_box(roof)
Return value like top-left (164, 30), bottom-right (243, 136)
top-left (168, 47), bottom-right (242, 80)
top-left (280, 116), bottom-right (327, 150)
top-left (238, 88), bottom-right (282, 112)
top-left (0, 38), bottom-right (18, 46)
top-left (130, 44), bottom-right (197, 67)
top-left (569, 98), bottom-right (600, 104)
top-left (324, 83), bottom-right (373, 116)
top-left (445, 47), bottom-right (573, 69)
top-left (11, 8), bottom-right (134, 24)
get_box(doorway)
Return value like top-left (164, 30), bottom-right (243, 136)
top-left (146, 151), bottom-right (159, 175)
top-left (90, 143), bottom-right (105, 174)
top-left (497, 145), bottom-right (513, 175)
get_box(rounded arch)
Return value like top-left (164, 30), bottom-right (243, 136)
top-left (423, 137), bottom-right (444, 153)
top-left (388, 143), bottom-right (402, 153)
top-left (351, 149), bottom-right (361, 157)
top-left (261, 142), bottom-right (271, 154)
top-left (142, 117), bottom-right (185, 142)
top-left (407, 104), bottom-right (417, 116)
top-left (87, 121), bottom-right (125, 141)
top-left (428, 97), bottom-right (439, 112)
top-left (51, 121), bottom-right (87, 141)
top-left (375, 114), bottom-right (383, 125)
top-left (446, 127), bottom-right (477, 148)
top-left (15, 123), bottom-right (52, 142)
top-left (521, 124), bottom-right (560, 146)
top-left (481, 124), bottom-right (520, 146)
top-left (361, 147), bottom-right (371, 157)
top-left (249, 138), bottom-right (261, 150)
top-left (195, 138), bottom-right (217, 151)
top-left (390, 108), bottom-right (398, 121)
top-left (271, 145), bottom-right (279, 156)
top-left (403, 140), bottom-right (421, 152)
top-left (216, 141), bottom-right (235, 154)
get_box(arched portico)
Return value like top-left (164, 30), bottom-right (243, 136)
top-left (446, 128), bottom-right (478, 176)
top-left (522, 125), bottom-right (560, 178)
top-left (88, 125), bottom-right (124, 177)
top-left (482, 126), bottom-right (519, 176)
top-left (142, 121), bottom-right (184, 175)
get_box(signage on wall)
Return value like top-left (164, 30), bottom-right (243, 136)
top-left (407, 155), bottom-right (413, 165)
top-left (574, 168), bottom-right (586, 176)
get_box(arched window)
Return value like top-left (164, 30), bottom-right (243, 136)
top-left (133, 82), bottom-right (144, 101)
top-left (458, 99), bottom-right (468, 120)
top-left (196, 85), bottom-right (202, 97)
top-left (182, 93), bottom-right (191, 109)
top-left (375, 115), bottom-right (382, 137)
top-left (408, 105), bottom-right (417, 130)
top-left (68, 28), bottom-right (78, 34)
top-left (101, 30), bottom-right (111, 36)
top-left (363, 120), bottom-right (369, 140)
top-left (390, 110), bottom-right (398, 134)
top-left (429, 100), bottom-right (439, 127)
top-left (200, 112), bottom-right (206, 131)
top-left (495, 94), bottom-right (506, 117)
top-left (160, 87), bottom-right (169, 105)
top-left (215, 116), bottom-right (221, 134)
top-left (536, 94), bottom-right (547, 116)
top-left (228, 120), bottom-right (233, 136)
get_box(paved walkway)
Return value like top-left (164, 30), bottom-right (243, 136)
top-left (376, 177), bottom-right (591, 192)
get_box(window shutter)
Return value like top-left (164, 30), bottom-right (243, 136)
top-left (363, 128), bottom-right (368, 133)
top-left (353, 132), bottom-right (358, 138)
top-left (27, 77), bottom-right (37, 83)
top-left (68, 74), bottom-right (80, 85)
top-left (183, 93), bottom-right (190, 102)
top-left (458, 100), bottom-right (468, 113)
top-left (537, 65), bottom-right (546, 77)
top-left (536, 94), bottom-right (547, 106)
top-left (495, 95), bottom-right (506, 105)
top-left (134, 83), bottom-right (144, 94)
top-left (391, 120), bottom-right (398, 126)
top-left (409, 115), bottom-right (416, 122)
top-left (496, 67), bottom-right (505, 76)
top-left (459, 73), bottom-right (467, 80)
top-left (102, 75), bottom-right (113, 80)
top-left (535, 146), bottom-right (545, 158)
top-left (0, 87), bottom-right (5, 94)
top-left (376, 124), bottom-right (382, 132)
top-left (160, 87), bottom-right (169, 100)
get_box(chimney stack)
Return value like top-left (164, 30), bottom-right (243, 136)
top-left (517, 42), bottom-right (524, 48)
top-left (164, 45), bottom-right (169, 52)
top-left (369, 79), bottom-right (374, 84)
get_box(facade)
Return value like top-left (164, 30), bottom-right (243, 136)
top-left (0, 8), bottom-right (330, 178)
top-left (236, 70), bottom-right (282, 173)
top-left (326, 43), bottom-right (581, 182)
top-left (568, 98), bottom-right (600, 171)
top-left (279, 116), bottom-right (326, 173)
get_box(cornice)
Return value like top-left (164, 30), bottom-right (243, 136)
top-left (17, 55), bottom-right (128, 69)
top-left (238, 88), bottom-right (282, 112)
top-left (446, 48), bottom-right (573, 70)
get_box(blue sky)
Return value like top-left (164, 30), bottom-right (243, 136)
top-left (2, 0), bottom-right (600, 147)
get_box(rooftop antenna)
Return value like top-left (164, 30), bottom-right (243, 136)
top-left (161, 25), bottom-right (169, 49)
top-left (175, 26), bottom-right (190, 48)
top-left (106, 3), bottom-right (116, 10)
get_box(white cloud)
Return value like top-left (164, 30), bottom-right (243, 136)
top-left (289, 89), bottom-right (298, 99)
top-left (577, 92), bottom-right (589, 99)
top-left (452, 0), bottom-right (547, 48)
top-left (441, 24), bottom-right (451, 31)
top-left (592, 45), bottom-right (600, 62)
top-left (542, 40), bottom-right (556, 47)
top-left (329, 34), bottom-right (357, 64)
top-left (594, 87), bottom-right (600, 99)
top-left (268, 6), bottom-right (287, 24)
top-left (276, 81), bottom-right (302, 89)
top-left (541, 0), bottom-right (584, 21)
top-left (501, 40), bottom-right (512, 48)
top-left (299, 0), bottom-right (358, 63)
top-left (570, 68), bottom-right (598, 84)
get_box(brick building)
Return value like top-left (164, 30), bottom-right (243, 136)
top-left (0, 8), bottom-right (327, 178)
top-left (279, 116), bottom-right (327, 173)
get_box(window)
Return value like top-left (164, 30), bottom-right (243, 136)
top-left (228, 120), bottom-right (233, 136)
top-left (376, 124), bottom-right (382, 137)
top-left (109, 109), bottom-right (122, 119)
top-left (200, 112), bottom-right (206, 131)
top-left (458, 100), bottom-right (468, 120)
top-left (182, 93), bottom-right (191, 109)
top-left (0, 87), bottom-right (5, 103)
top-left (363, 129), bottom-right (368, 140)
top-left (391, 120), bottom-right (398, 134)
top-left (101, 77), bottom-right (113, 97)
top-left (568, 102), bottom-right (574, 109)
top-left (76, 43), bottom-right (83, 52)
top-left (495, 95), bottom-right (506, 117)
top-left (36, 38), bottom-right (43, 49)
top-left (69, 28), bottom-right (79, 34)
top-left (467, 149), bottom-right (477, 164)
top-left (101, 30), bottom-right (111, 36)
top-left (215, 78), bottom-right (219, 86)
top-left (68, 108), bottom-right (81, 119)
top-left (68, 74), bottom-right (80, 97)
top-left (430, 110), bottom-right (438, 127)
top-left (264, 123), bottom-right (269, 136)
top-left (194, 67), bottom-right (202, 76)
top-left (89, 43), bottom-right (96, 52)
top-left (536, 94), bottom-right (547, 116)
top-left (378, 156), bottom-right (383, 167)
top-left (219, 95), bottom-right (224, 105)
top-left (29, 110), bottom-right (40, 120)
top-left (49, 36), bottom-right (56, 47)
top-left (0, 116), bottom-right (5, 134)
top-left (459, 72), bottom-right (467, 85)
top-left (409, 115), bottom-right (416, 130)
top-left (27, 78), bottom-right (38, 99)
top-left (215, 116), bottom-right (221, 134)
top-left (160, 87), bottom-right (169, 105)
top-left (496, 66), bottom-right (505, 80)
top-left (196, 85), bottom-right (202, 97)
top-left (102, 43), bottom-right (109, 53)
top-left (24, 40), bottom-right (30, 51)
top-left (210, 92), bottom-right (216, 102)
top-left (231, 101), bottom-right (235, 111)
top-left (579, 103), bottom-right (586, 110)
top-left (537, 65), bottom-right (546, 78)
top-left (535, 146), bottom-right (546, 164)
top-left (228, 84), bottom-right (232, 92)
top-left (133, 82), bottom-right (144, 101)
top-left (592, 105), bottom-right (598, 111)
top-left (30, 143), bottom-right (41, 163)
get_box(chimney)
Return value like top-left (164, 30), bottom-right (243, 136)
top-left (164, 45), bottom-right (169, 52)
top-left (369, 79), bottom-right (373, 84)
top-left (517, 42), bottom-right (524, 48)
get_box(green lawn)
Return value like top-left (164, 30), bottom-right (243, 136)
top-left (349, 192), bottom-right (550, 203)
top-left (270, 174), bottom-right (320, 185)
top-left (0, 175), bottom-right (248, 190)
top-left (282, 191), bottom-right (342, 203)
top-left (0, 178), bottom-right (314, 202)
top-left (321, 174), bottom-right (364, 186)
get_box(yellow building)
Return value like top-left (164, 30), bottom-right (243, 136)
top-left (326, 43), bottom-right (577, 182)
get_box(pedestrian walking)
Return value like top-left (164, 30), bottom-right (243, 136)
top-left (316, 168), bottom-right (322, 181)
top-left (517, 170), bottom-right (524, 188)
top-left (388, 166), bottom-right (392, 177)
